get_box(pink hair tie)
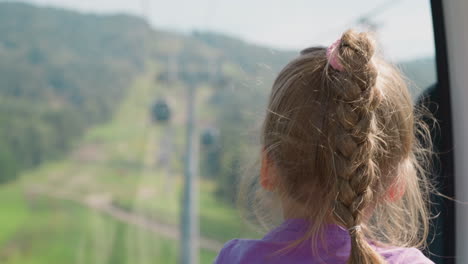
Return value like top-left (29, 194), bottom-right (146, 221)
top-left (326, 39), bottom-right (344, 71)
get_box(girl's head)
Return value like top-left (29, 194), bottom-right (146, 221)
top-left (244, 29), bottom-right (433, 264)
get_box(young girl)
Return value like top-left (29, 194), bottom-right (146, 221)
top-left (214, 30), bottom-right (434, 263)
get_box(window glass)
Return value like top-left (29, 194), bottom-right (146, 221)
top-left (0, 1), bottom-right (436, 263)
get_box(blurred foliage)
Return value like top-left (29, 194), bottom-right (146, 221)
top-left (0, 2), bottom-right (152, 182)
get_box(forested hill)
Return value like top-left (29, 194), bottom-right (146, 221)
top-left (0, 2), bottom-right (153, 181)
top-left (0, 2), bottom-right (436, 201)
top-left (0, 2), bottom-right (296, 184)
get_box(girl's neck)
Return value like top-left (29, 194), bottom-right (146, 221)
top-left (281, 195), bottom-right (336, 224)
top-left (281, 196), bottom-right (312, 220)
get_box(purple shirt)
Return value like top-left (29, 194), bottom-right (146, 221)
top-left (214, 219), bottom-right (433, 264)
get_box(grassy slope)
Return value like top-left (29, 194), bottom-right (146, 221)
top-left (0, 67), bottom-right (257, 263)
top-left (0, 182), bottom-right (215, 264)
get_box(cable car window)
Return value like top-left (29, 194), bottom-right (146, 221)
top-left (0, 0), bottom-right (441, 263)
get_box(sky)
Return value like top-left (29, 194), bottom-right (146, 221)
top-left (16, 0), bottom-right (434, 61)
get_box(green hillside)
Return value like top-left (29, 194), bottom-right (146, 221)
top-left (0, 69), bottom-right (225, 264)
top-left (0, 3), bottom-right (294, 263)
top-left (0, 3), bottom-right (297, 197)
top-left (0, 2), bottom-right (152, 181)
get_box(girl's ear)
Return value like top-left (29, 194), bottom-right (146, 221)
top-left (387, 159), bottom-right (412, 202)
top-left (260, 151), bottom-right (276, 191)
top-left (387, 177), bottom-right (406, 202)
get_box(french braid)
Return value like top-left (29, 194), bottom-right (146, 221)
top-left (326, 30), bottom-right (385, 264)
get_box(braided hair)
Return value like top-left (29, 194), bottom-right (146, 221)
top-left (250, 29), bottom-right (432, 264)
top-left (325, 30), bottom-right (384, 264)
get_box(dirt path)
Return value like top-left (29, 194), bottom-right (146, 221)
top-left (27, 185), bottom-right (223, 252)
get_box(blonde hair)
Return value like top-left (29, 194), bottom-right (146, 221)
top-left (239, 30), bottom-right (433, 264)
